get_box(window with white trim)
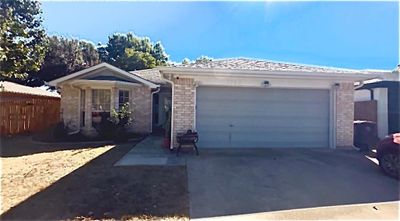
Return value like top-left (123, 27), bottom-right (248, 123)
top-left (119, 90), bottom-right (130, 109)
top-left (92, 89), bottom-right (111, 112)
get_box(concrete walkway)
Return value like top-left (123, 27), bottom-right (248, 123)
top-left (114, 135), bottom-right (186, 166)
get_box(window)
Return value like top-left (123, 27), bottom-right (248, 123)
top-left (119, 90), bottom-right (130, 109)
top-left (92, 89), bottom-right (111, 111)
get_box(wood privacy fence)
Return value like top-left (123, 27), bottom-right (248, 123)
top-left (354, 100), bottom-right (378, 122)
top-left (0, 92), bottom-right (60, 136)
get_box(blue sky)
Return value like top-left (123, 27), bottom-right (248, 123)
top-left (41, 1), bottom-right (398, 70)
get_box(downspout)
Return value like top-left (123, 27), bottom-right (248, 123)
top-left (150, 87), bottom-right (161, 133)
top-left (161, 74), bottom-right (175, 150)
top-left (332, 84), bottom-right (338, 149)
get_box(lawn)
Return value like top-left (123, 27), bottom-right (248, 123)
top-left (0, 136), bottom-right (189, 220)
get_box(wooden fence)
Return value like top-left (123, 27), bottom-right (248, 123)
top-left (0, 92), bottom-right (60, 136)
top-left (354, 100), bottom-right (378, 122)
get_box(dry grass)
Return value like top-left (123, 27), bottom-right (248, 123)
top-left (1, 141), bottom-right (113, 214)
top-left (0, 136), bottom-right (189, 220)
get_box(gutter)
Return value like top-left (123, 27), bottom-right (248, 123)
top-left (354, 80), bottom-right (365, 90)
top-left (158, 67), bottom-right (381, 81)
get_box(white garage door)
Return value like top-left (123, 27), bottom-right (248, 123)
top-left (196, 86), bottom-right (330, 148)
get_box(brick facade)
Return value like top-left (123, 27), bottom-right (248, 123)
top-left (171, 78), bottom-right (196, 146)
top-left (336, 82), bottom-right (354, 148)
top-left (60, 85), bottom-right (152, 136)
top-left (170, 78), bottom-right (355, 148)
top-left (60, 86), bottom-right (80, 131)
top-left (130, 86), bottom-right (152, 133)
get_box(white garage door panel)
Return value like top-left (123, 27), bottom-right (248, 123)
top-left (196, 87), bottom-right (330, 148)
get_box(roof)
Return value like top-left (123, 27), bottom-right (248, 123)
top-left (130, 69), bottom-right (166, 84)
top-left (48, 63), bottom-right (159, 89)
top-left (357, 80), bottom-right (400, 90)
top-left (174, 58), bottom-right (371, 74)
top-left (0, 81), bottom-right (60, 98)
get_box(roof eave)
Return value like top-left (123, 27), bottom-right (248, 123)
top-left (158, 67), bottom-right (381, 81)
top-left (49, 63), bottom-right (159, 89)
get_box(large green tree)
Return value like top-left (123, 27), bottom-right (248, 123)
top-left (99, 33), bottom-right (168, 70)
top-left (29, 36), bottom-right (100, 85)
top-left (0, 0), bottom-right (47, 80)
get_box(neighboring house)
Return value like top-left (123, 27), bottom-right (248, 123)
top-left (354, 66), bottom-right (400, 138)
top-left (50, 58), bottom-right (379, 148)
top-left (0, 81), bottom-right (60, 136)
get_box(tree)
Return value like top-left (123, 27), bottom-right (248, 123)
top-left (151, 42), bottom-right (168, 65)
top-left (195, 55), bottom-right (213, 63)
top-left (0, 0), bottom-right (48, 80)
top-left (30, 36), bottom-right (100, 85)
top-left (80, 40), bottom-right (99, 67)
top-left (97, 43), bottom-right (108, 63)
top-left (99, 32), bottom-right (169, 70)
top-left (181, 58), bottom-right (191, 65)
top-left (123, 49), bottom-right (157, 70)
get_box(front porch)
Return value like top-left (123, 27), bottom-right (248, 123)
top-left (50, 63), bottom-right (159, 137)
top-left (61, 79), bottom-right (153, 137)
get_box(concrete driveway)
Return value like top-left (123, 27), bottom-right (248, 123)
top-left (186, 148), bottom-right (399, 219)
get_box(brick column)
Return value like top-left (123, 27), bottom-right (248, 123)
top-left (82, 87), bottom-right (97, 137)
top-left (60, 85), bottom-right (80, 131)
top-left (336, 82), bottom-right (354, 148)
top-left (172, 78), bottom-right (195, 147)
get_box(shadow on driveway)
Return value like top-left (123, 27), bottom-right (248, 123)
top-left (186, 148), bottom-right (399, 219)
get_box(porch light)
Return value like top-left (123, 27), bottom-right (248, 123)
top-left (262, 80), bottom-right (270, 87)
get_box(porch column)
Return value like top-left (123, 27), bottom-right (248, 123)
top-left (111, 87), bottom-right (119, 110)
top-left (81, 87), bottom-right (97, 137)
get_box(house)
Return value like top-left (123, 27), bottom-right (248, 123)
top-left (49, 63), bottom-right (160, 136)
top-left (50, 58), bottom-right (379, 148)
top-left (354, 66), bottom-right (400, 138)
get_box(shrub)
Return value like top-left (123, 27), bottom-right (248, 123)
top-left (109, 103), bottom-right (133, 142)
top-left (53, 122), bottom-right (68, 139)
top-left (98, 114), bottom-right (116, 139)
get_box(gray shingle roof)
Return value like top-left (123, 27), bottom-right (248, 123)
top-left (175, 58), bottom-right (368, 74)
top-left (129, 69), bottom-right (166, 84)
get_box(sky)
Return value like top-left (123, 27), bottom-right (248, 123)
top-left (41, 1), bottom-right (399, 70)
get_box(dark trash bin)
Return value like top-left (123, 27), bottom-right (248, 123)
top-left (353, 120), bottom-right (379, 151)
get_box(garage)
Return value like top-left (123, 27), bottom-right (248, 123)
top-left (196, 86), bottom-right (330, 148)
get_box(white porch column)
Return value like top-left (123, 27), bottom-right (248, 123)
top-left (81, 87), bottom-right (97, 137)
top-left (111, 87), bottom-right (119, 110)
